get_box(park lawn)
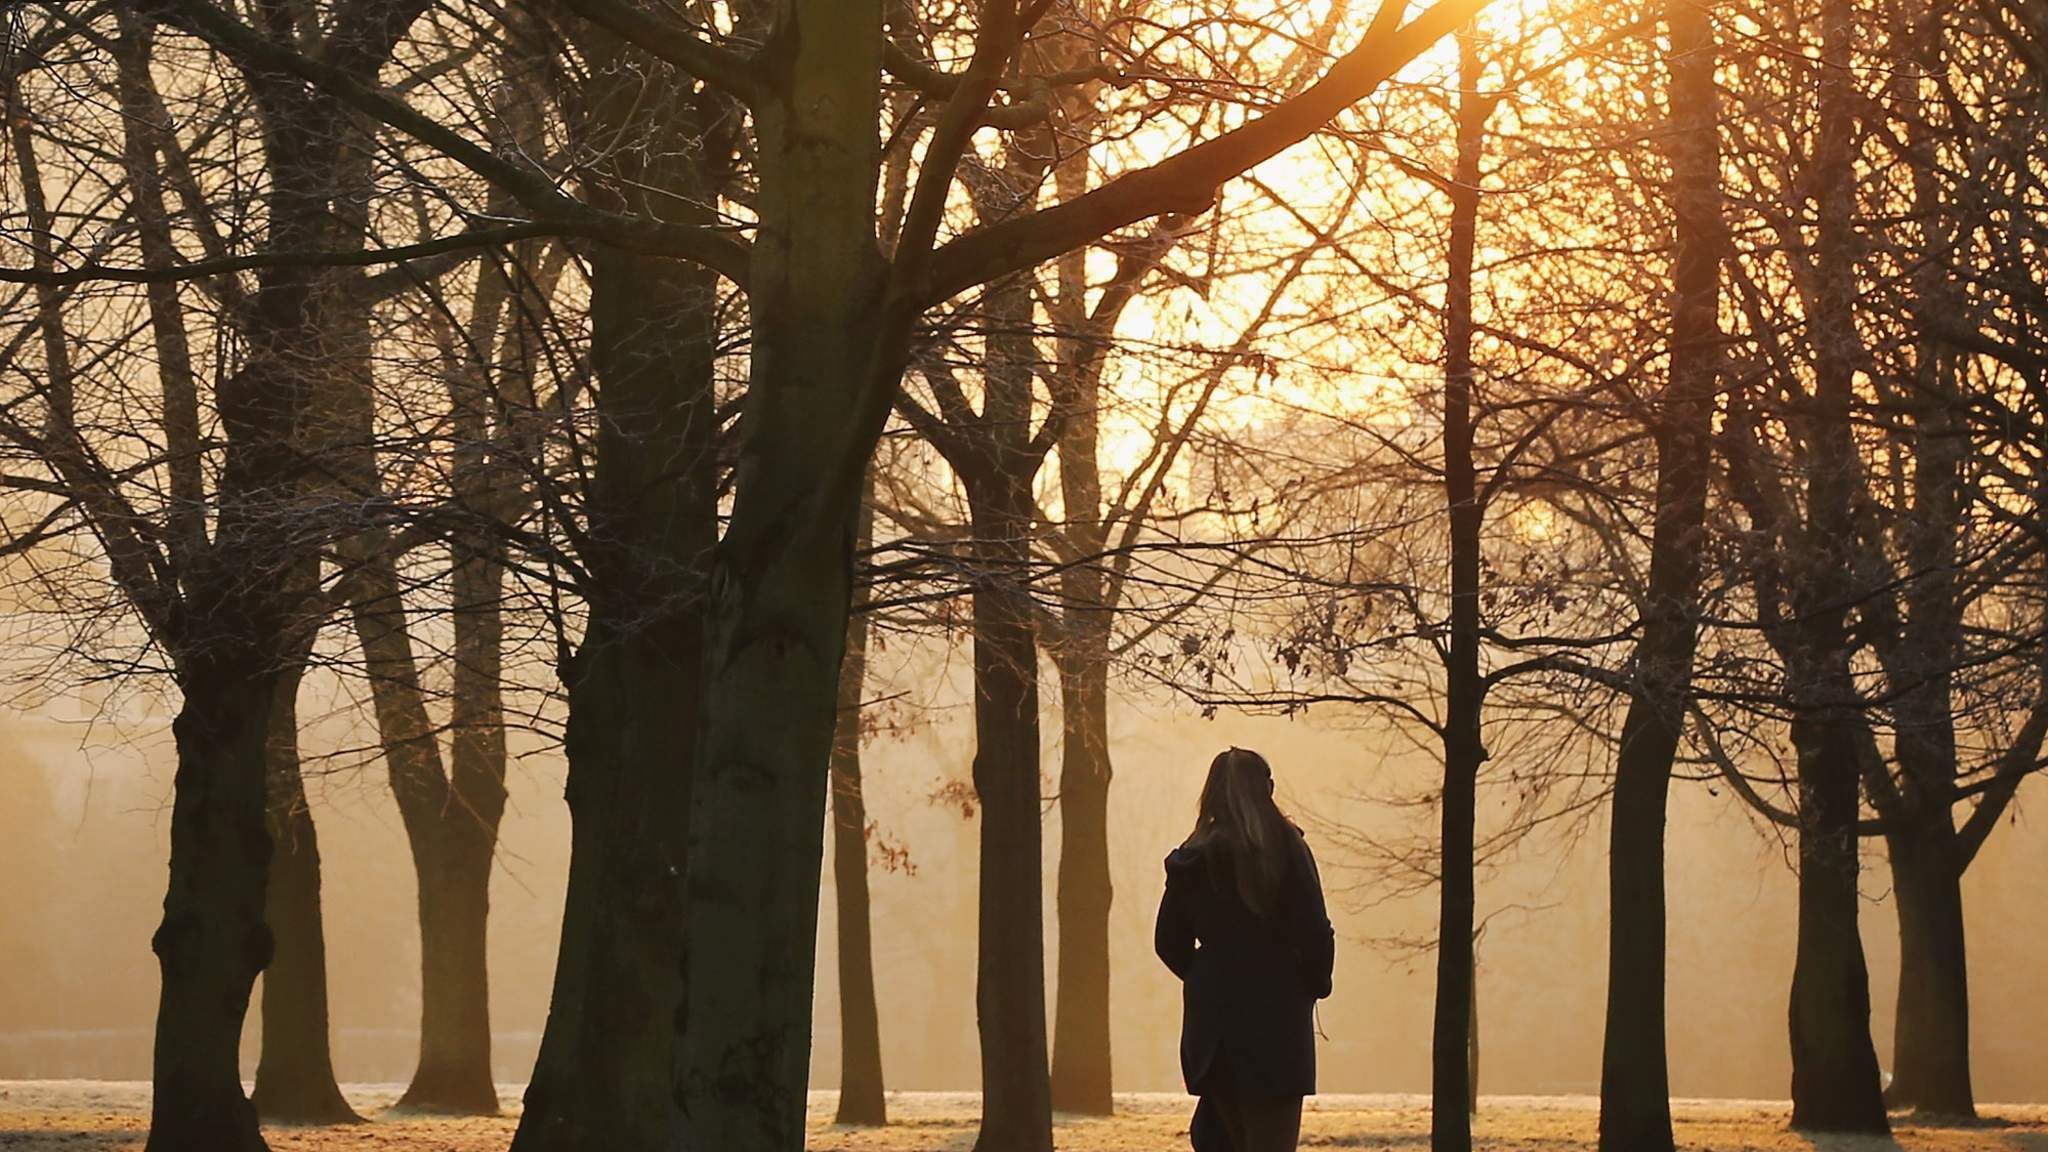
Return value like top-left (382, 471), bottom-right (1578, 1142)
top-left (0, 1084), bottom-right (2041, 1151)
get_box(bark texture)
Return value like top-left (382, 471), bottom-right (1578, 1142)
top-left (512, 124), bottom-right (718, 1146)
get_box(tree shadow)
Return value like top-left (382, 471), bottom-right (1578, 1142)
top-left (1893, 1113), bottom-right (2017, 1131)
top-left (1300, 1133), bottom-right (1432, 1148)
top-left (1787, 1127), bottom-right (1902, 1152)
top-left (0, 1127), bottom-right (146, 1150)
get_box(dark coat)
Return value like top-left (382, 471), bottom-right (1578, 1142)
top-left (1155, 828), bottom-right (1335, 1099)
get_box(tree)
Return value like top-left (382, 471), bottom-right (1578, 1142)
top-left (103, 12), bottom-right (360, 1126)
top-left (510, 17), bottom-right (725, 1144)
top-left (829, 479), bottom-right (888, 1127)
top-left (1429, 28), bottom-right (1495, 1151)
top-left (2, 4), bottom-right (432, 1144)
top-left (1596, 3), bottom-right (1723, 1149)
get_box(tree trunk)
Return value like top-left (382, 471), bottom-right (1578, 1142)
top-left (403, 832), bottom-right (501, 1111)
top-left (1468, 973), bottom-right (1479, 1115)
top-left (1879, 0), bottom-right (1974, 1108)
top-left (253, 656), bottom-right (360, 1125)
top-left (515, 24), bottom-right (726, 1150)
top-left (393, 239), bottom-right (521, 1126)
top-left (676, 368), bottom-right (874, 1152)
top-left (1781, 0), bottom-right (1889, 1133)
top-left (1046, 91), bottom-right (1120, 1119)
top-left (513, 242), bottom-right (714, 1150)
top-left (148, 658), bottom-right (278, 1152)
top-left (832, 490), bottom-right (889, 1127)
top-left (1432, 33), bottom-right (1484, 1152)
top-left (1598, 7), bottom-right (1720, 1150)
top-left (1787, 713), bottom-right (1889, 1133)
top-left (1050, 653), bottom-right (1114, 1116)
top-left (147, 63), bottom-right (350, 1152)
top-left (1884, 821), bottom-right (1973, 1115)
top-left (674, 9), bottom-right (892, 1142)
top-left (340, 522), bottom-right (505, 1116)
top-left (121, 5), bottom-right (422, 1146)
top-left (967, 475), bottom-right (1053, 1152)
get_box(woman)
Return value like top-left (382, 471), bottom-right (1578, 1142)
top-left (1155, 747), bottom-right (1335, 1152)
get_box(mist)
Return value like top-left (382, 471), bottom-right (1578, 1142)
top-left (4, 651), bottom-right (2041, 1103)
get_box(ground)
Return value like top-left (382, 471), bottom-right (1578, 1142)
top-left (0, 1084), bottom-right (2042, 1151)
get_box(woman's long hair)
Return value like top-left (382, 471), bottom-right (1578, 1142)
top-left (1184, 747), bottom-right (1296, 915)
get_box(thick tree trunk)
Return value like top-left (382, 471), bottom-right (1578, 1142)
top-left (147, 67), bottom-right (349, 1152)
top-left (1049, 654), bottom-right (1114, 1117)
top-left (674, 9), bottom-right (891, 1143)
top-left (1884, 821), bottom-right (1973, 1115)
top-left (121, 6), bottom-right (423, 1147)
top-left (1787, 713), bottom-right (1889, 1133)
top-left (1432, 35), bottom-right (1484, 1152)
top-left (513, 242), bottom-right (714, 1150)
top-left (517, 22), bottom-right (725, 1146)
top-left (968, 477), bottom-right (1054, 1152)
top-left (515, 622), bottom-right (696, 1148)
top-left (403, 833), bottom-right (500, 1112)
top-left (1598, 8), bottom-right (1720, 1150)
top-left (253, 657), bottom-right (360, 1125)
top-left (148, 659), bottom-right (278, 1152)
top-left (832, 493), bottom-right (889, 1127)
top-left (677, 395), bottom-right (872, 1152)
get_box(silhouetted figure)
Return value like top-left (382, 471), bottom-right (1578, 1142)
top-left (1156, 747), bottom-right (1336, 1152)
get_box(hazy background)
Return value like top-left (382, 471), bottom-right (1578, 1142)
top-left (1, 649), bottom-right (2042, 1103)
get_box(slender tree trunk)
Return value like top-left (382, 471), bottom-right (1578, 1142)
top-left (149, 655), bottom-right (280, 1152)
top-left (967, 474), bottom-right (1054, 1152)
top-left (253, 653), bottom-right (360, 1124)
top-left (400, 509), bottom-right (511, 1113)
top-left (832, 487), bottom-right (888, 1127)
top-left (1782, 0), bottom-right (1889, 1133)
top-left (1046, 92), bottom-right (1119, 1119)
top-left (513, 242), bottom-right (715, 1149)
top-left (1432, 33), bottom-right (1485, 1152)
top-left (1598, 6), bottom-right (1721, 1151)
top-left (342, 536), bottom-right (505, 1114)
top-left (1884, 821), bottom-right (1973, 1115)
top-left (392, 208), bottom-right (524, 1130)
top-left (1468, 972), bottom-right (1479, 1115)
top-left (1880, 0), bottom-right (1974, 1113)
top-left (1050, 651), bottom-right (1114, 1116)
top-left (1787, 711), bottom-right (1889, 1133)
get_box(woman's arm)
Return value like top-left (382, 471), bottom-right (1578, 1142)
top-left (1292, 835), bottom-right (1336, 999)
top-left (1154, 866), bottom-right (1196, 980)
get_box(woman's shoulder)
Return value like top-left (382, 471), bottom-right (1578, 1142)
top-left (1282, 822), bottom-right (1322, 876)
top-left (1164, 839), bottom-right (1208, 878)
